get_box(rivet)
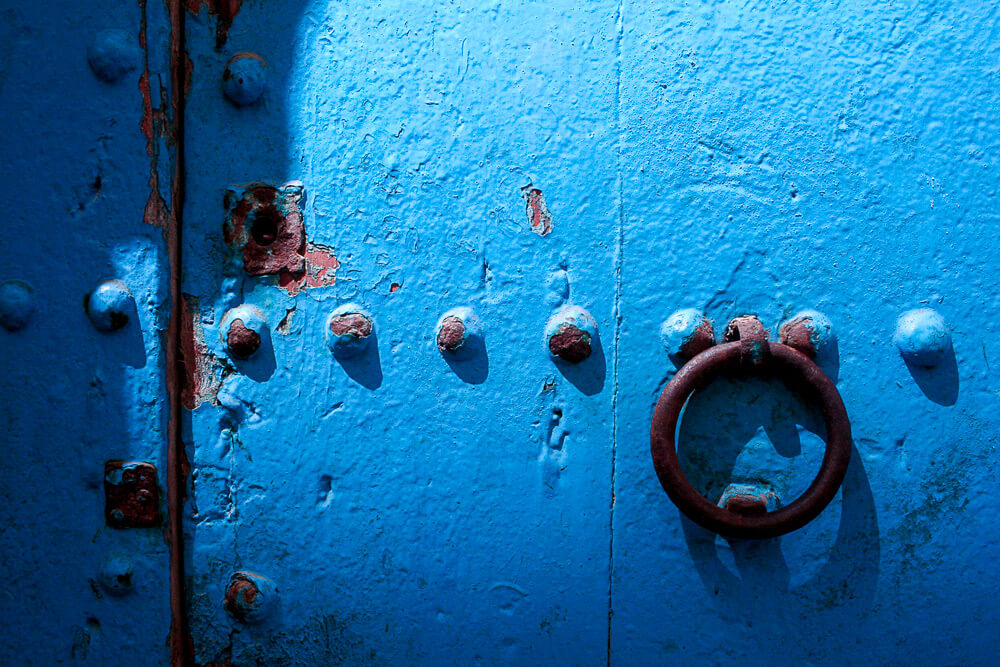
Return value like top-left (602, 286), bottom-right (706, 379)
top-left (0, 280), bottom-right (35, 332)
top-left (436, 307), bottom-right (481, 356)
top-left (545, 305), bottom-right (597, 363)
top-left (98, 555), bottom-right (135, 596)
top-left (894, 308), bottom-right (952, 368)
top-left (85, 280), bottom-right (134, 332)
top-left (779, 309), bottom-right (836, 359)
top-left (659, 308), bottom-right (714, 363)
top-left (220, 305), bottom-right (267, 360)
top-left (326, 304), bottom-right (374, 358)
top-left (224, 571), bottom-right (277, 623)
top-left (223, 53), bottom-right (267, 106)
top-left (87, 29), bottom-right (139, 83)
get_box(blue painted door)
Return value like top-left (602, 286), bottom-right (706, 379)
top-left (3, 1), bottom-right (997, 666)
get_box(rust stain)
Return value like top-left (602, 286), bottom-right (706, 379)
top-left (186, 0), bottom-right (244, 49)
top-left (180, 295), bottom-right (227, 409)
top-left (521, 185), bottom-right (553, 236)
top-left (138, 2), bottom-right (173, 228)
top-left (225, 184), bottom-right (307, 276)
top-left (278, 243), bottom-right (340, 296)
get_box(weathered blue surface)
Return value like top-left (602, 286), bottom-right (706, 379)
top-left (0, 1), bottom-right (174, 663)
top-left (2, 1), bottom-right (999, 665)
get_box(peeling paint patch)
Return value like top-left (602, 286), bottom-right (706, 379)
top-left (139, 2), bottom-right (173, 228)
top-left (278, 242), bottom-right (340, 296)
top-left (180, 295), bottom-right (227, 409)
top-left (521, 185), bottom-right (553, 236)
top-left (186, 0), bottom-right (244, 49)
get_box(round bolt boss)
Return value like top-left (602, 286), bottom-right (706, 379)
top-left (779, 309), bottom-right (836, 359)
top-left (98, 554), bottom-right (135, 596)
top-left (0, 280), bottom-right (35, 332)
top-left (894, 308), bottom-right (951, 368)
top-left (223, 53), bottom-right (267, 106)
top-left (326, 303), bottom-right (374, 357)
top-left (436, 307), bottom-right (481, 356)
top-left (221, 304), bottom-right (267, 360)
top-left (85, 280), bottom-right (134, 332)
top-left (545, 305), bottom-right (597, 363)
top-left (660, 308), bottom-right (714, 362)
top-left (87, 29), bottom-right (138, 83)
top-left (224, 571), bottom-right (277, 623)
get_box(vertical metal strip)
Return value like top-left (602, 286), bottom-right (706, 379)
top-left (167, 1), bottom-right (192, 665)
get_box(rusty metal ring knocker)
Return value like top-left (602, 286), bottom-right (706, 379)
top-left (650, 316), bottom-right (852, 540)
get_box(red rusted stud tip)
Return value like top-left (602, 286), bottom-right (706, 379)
top-left (437, 316), bottom-right (466, 352)
top-left (549, 324), bottom-right (592, 362)
top-left (723, 315), bottom-right (769, 343)
top-left (326, 304), bottom-right (375, 358)
top-left (224, 571), bottom-right (277, 623)
top-left (779, 310), bottom-right (836, 359)
top-left (227, 319), bottom-right (261, 359)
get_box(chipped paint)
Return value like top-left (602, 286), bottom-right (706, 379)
top-left (277, 242), bottom-right (340, 296)
top-left (186, 0), bottom-right (245, 48)
top-left (180, 295), bottom-right (228, 409)
top-left (522, 185), bottom-right (553, 236)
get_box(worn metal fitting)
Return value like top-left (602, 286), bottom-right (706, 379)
top-left (545, 305), bottom-right (597, 363)
top-left (724, 315), bottom-right (770, 367)
top-left (223, 53), bottom-right (266, 106)
top-left (220, 305), bottom-right (267, 360)
top-left (779, 309), bottom-right (836, 359)
top-left (87, 29), bottom-right (139, 83)
top-left (326, 304), bottom-right (374, 358)
top-left (660, 308), bottom-right (714, 363)
top-left (718, 484), bottom-right (780, 517)
top-left (98, 554), bottom-right (135, 596)
top-left (224, 571), bottom-right (278, 623)
top-left (436, 307), bottom-right (481, 356)
top-left (0, 280), bottom-right (35, 332)
top-left (104, 461), bottom-right (160, 528)
top-left (224, 183), bottom-right (306, 276)
top-left (894, 308), bottom-right (952, 368)
top-left (85, 280), bottom-right (134, 332)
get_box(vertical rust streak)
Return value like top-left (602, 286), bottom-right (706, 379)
top-left (167, 1), bottom-right (192, 665)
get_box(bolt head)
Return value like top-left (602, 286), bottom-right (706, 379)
top-left (660, 308), bottom-right (714, 364)
top-left (221, 305), bottom-right (267, 360)
top-left (435, 307), bottom-right (481, 357)
top-left (224, 571), bottom-right (277, 623)
top-left (98, 555), bottom-right (135, 596)
top-left (545, 305), bottom-right (597, 363)
top-left (894, 308), bottom-right (952, 368)
top-left (223, 53), bottom-right (267, 106)
top-left (85, 280), bottom-right (133, 332)
top-left (87, 29), bottom-right (139, 83)
top-left (0, 280), bottom-right (35, 332)
top-left (326, 304), bottom-right (374, 358)
top-left (779, 309), bottom-right (836, 359)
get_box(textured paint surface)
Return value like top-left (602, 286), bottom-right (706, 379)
top-left (0, 1), bottom-right (174, 663)
top-left (179, 1), bottom-right (1000, 665)
top-left (3, 1), bottom-right (998, 665)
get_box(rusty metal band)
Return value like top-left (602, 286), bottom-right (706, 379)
top-left (650, 341), bottom-right (852, 540)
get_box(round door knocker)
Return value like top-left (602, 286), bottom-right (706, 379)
top-left (650, 315), bottom-right (852, 540)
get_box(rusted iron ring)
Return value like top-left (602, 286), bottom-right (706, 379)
top-left (650, 339), bottom-right (852, 540)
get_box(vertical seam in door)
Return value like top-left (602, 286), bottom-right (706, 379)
top-left (608, 2), bottom-right (625, 665)
top-left (166, 1), bottom-right (192, 664)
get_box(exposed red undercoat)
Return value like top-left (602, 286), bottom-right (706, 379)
top-left (186, 0), bottom-right (245, 48)
top-left (521, 185), bottom-right (553, 236)
top-left (278, 243), bottom-right (340, 296)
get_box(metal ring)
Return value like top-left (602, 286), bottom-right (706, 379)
top-left (650, 340), bottom-right (852, 539)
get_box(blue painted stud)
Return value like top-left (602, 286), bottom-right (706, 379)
top-left (436, 307), bottom-right (482, 358)
top-left (221, 305), bottom-right (267, 360)
top-left (660, 308), bottom-right (714, 364)
top-left (326, 303), bottom-right (374, 358)
top-left (223, 53), bottom-right (267, 106)
top-left (779, 309), bottom-right (836, 359)
top-left (98, 554), bottom-right (135, 596)
top-left (894, 308), bottom-right (952, 368)
top-left (224, 571), bottom-right (278, 623)
top-left (85, 280), bottom-right (134, 332)
top-left (0, 280), bottom-right (35, 332)
top-left (545, 305), bottom-right (597, 363)
top-left (87, 30), bottom-right (139, 83)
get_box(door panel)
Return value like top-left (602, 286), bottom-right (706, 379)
top-left (0, 2), bottom-right (175, 664)
top-left (182, 2), bottom-right (619, 664)
top-left (613, 1), bottom-right (1000, 664)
